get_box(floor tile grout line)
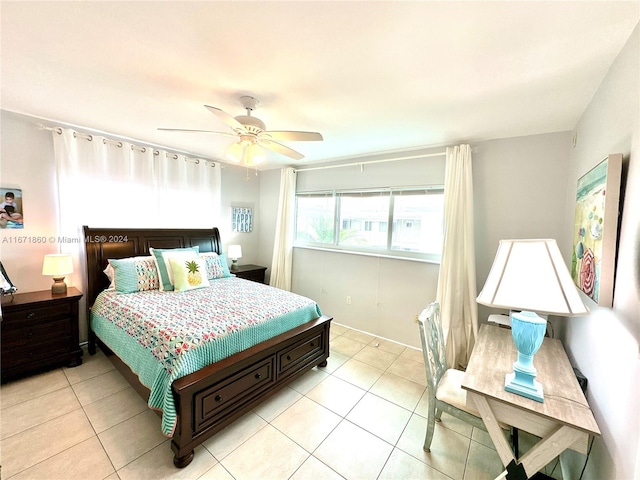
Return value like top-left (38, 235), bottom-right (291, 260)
top-left (0, 367), bottom-right (71, 410)
top-left (0, 399), bottom-right (84, 443)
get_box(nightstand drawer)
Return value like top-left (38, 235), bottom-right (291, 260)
top-left (2, 337), bottom-right (73, 369)
top-left (3, 302), bottom-right (72, 325)
top-left (2, 316), bottom-right (72, 348)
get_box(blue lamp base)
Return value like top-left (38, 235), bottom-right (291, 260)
top-left (504, 311), bottom-right (547, 403)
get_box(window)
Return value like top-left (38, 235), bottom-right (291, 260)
top-left (294, 193), bottom-right (335, 244)
top-left (294, 187), bottom-right (444, 262)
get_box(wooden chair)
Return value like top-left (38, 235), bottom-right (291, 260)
top-left (418, 301), bottom-right (513, 452)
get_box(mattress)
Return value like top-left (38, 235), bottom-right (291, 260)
top-left (90, 277), bottom-right (322, 435)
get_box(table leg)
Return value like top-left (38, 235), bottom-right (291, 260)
top-left (469, 391), bottom-right (585, 479)
top-left (468, 392), bottom-right (515, 466)
top-left (518, 425), bottom-right (584, 476)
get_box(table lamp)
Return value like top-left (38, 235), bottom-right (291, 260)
top-left (228, 245), bottom-right (242, 271)
top-left (42, 254), bottom-right (74, 294)
top-left (477, 239), bottom-right (589, 402)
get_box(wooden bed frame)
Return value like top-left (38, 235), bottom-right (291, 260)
top-left (83, 226), bottom-right (331, 468)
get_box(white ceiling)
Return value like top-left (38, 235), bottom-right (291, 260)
top-left (1, 1), bottom-right (638, 169)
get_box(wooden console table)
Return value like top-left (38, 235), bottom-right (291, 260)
top-left (462, 325), bottom-right (600, 479)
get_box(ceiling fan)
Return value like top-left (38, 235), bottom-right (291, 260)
top-left (159, 96), bottom-right (323, 165)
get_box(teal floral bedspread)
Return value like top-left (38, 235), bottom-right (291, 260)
top-left (90, 277), bottom-right (322, 435)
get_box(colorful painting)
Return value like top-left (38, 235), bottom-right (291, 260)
top-left (571, 154), bottom-right (622, 307)
top-left (0, 187), bottom-right (24, 229)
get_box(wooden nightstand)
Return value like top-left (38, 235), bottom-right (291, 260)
top-left (231, 264), bottom-right (267, 284)
top-left (1, 287), bottom-right (83, 382)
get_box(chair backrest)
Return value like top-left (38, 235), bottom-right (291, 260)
top-left (417, 301), bottom-right (448, 393)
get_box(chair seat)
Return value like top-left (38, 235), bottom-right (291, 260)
top-left (436, 369), bottom-right (480, 415)
top-left (436, 368), bottom-right (508, 429)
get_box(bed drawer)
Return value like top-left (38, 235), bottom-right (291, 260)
top-left (278, 331), bottom-right (324, 376)
top-left (194, 357), bottom-right (275, 432)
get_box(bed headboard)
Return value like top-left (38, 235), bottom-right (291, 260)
top-left (83, 226), bottom-right (221, 312)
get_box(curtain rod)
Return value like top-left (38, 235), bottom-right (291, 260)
top-left (293, 151), bottom-right (446, 173)
top-left (38, 125), bottom-right (216, 167)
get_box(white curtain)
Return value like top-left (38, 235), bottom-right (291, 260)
top-left (436, 144), bottom-right (478, 369)
top-left (52, 128), bottom-right (221, 338)
top-left (270, 167), bottom-right (297, 290)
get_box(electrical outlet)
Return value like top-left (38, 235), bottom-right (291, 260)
top-left (346, 296), bottom-right (352, 304)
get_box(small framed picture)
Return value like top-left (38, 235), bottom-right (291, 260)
top-left (231, 206), bottom-right (253, 233)
top-left (1, 187), bottom-right (24, 229)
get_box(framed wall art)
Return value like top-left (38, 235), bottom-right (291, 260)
top-left (0, 187), bottom-right (24, 229)
top-left (571, 153), bottom-right (623, 307)
top-left (231, 206), bottom-right (253, 233)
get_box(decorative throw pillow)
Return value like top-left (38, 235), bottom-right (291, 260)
top-left (103, 263), bottom-right (115, 288)
top-left (169, 256), bottom-right (210, 292)
top-left (199, 252), bottom-right (232, 279)
top-left (150, 247), bottom-right (200, 291)
top-left (108, 257), bottom-right (159, 293)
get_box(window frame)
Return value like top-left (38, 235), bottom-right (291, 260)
top-left (294, 186), bottom-right (444, 263)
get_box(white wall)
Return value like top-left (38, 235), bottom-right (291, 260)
top-left (472, 131), bottom-right (572, 322)
top-left (559, 24), bottom-right (639, 480)
top-left (0, 111), bottom-right (60, 292)
top-left (219, 163), bottom-right (263, 265)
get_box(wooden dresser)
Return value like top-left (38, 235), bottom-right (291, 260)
top-left (1, 287), bottom-right (83, 382)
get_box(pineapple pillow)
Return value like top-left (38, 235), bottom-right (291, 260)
top-left (150, 246), bottom-right (200, 291)
top-left (169, 256), bottom-right (210, 292)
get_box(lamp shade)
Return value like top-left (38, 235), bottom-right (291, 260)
top-left (477, 239), bottom-right (589, 316)
top-left (42, 254), bottom-right (73, 276)
top-left (228, 245), bottom-right (242, 260)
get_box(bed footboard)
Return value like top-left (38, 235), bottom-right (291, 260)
top-left (170, 315), bottom-right (331, 467)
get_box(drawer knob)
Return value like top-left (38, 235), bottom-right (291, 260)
top-left (310, 342), bottom-right (315, 348)
top-left (255, 373), bottom-right (262, 380)
top-left (27, 312), bottom-right (36, 319)
top-left (215, 395), bottom-right (223, 403)
top-left (27, 332), bottom-right (33, 338)
top-left (286, 355), bottom-right (292, 361)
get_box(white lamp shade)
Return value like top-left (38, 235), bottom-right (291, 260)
top-left (477, 239), bottom-right (589, 316)
top-left (42, 254), bottom-right (74, 276)
top-left (228, 245), bottom-right (242, 260)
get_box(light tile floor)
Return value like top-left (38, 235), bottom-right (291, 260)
top-left (0, 323), bottom-right (563, 480)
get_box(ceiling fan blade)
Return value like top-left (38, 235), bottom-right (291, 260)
top-left (204, 105), bottom-right (245, 131)
top-left (261, 131), bottom-right (323, 142)
top-left (158, 128), bottom-right (238, 138)
top-left (260, 139), bottom-right (305, 160)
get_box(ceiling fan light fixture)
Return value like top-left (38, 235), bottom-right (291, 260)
top-left (225, 142), bottom-right (244, 163)
top-left (247, 144), bottom-right (266, 165)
